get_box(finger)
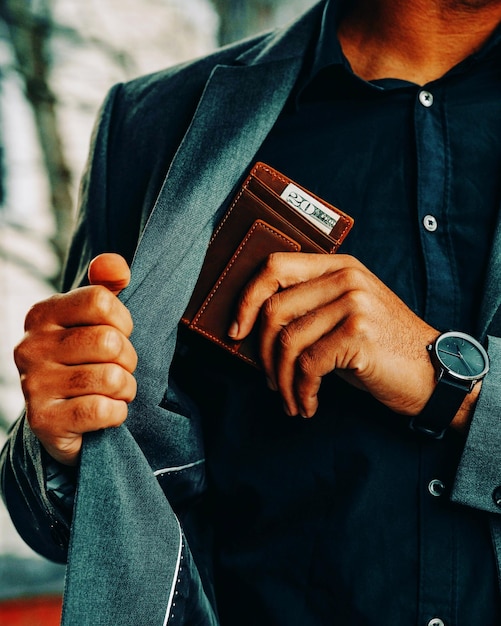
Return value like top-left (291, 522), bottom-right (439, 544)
top-left (24, 286), bottom-right (134, 336)
top-left (56, 326), bottom-right (137, 371)
top-left (275, 294), bottom-right (354, 416)
top-left (275, 309), bottom-right (333, 416)
top-left (15, 325), bottom-right (138, 374)
top-left (230, 253), bottom-right (355, 340)
top-left (88, 253), bottom-right (131, 295)
top-left (293, 315), bottom-right (374, 418)
top-left (31, 396), bottom-right (129, 466)
top-left (61, 363), bottom-right (137, 403)
top-left (22, 363), bottom-right (137, 405)
top-left (294, 334), bottom-right (339, 418)
top-left (35, 396), bottom-right (130, 436)
top-left (259, 272), bottom-right (346, 384)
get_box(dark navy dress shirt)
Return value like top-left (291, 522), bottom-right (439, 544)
top-left (174, 0), bottom-right (501, 624)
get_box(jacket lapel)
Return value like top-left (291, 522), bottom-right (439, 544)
top-left (121, 1), bottom-right (324, 319)
top-left (64, 6), bottom-right (325, 625)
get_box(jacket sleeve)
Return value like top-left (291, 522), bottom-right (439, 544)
top-left (451, 334), bottom-right (501, 516)
top-left (0, 84), bottom-right (123, 562)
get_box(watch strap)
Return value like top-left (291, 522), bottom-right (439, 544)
top-left (409, 376), bottom-right (470, 439)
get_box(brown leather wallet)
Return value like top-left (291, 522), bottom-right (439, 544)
top-left (181, 162), bottom-right (354, 367)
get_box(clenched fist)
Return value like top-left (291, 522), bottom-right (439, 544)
top-left (14, 253), bottom-right (137, 466)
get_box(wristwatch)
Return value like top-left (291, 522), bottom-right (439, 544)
top-left (409, 331), bottom-right (489, 439)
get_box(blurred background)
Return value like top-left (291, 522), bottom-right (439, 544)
top-left (0, 0), bottom-right (316, 623)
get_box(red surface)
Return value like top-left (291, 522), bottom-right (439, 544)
top-left (0, 595), bottom-right (62, 625)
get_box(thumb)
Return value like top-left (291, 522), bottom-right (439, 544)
top-left (87, 253), bottom-right (131, 295)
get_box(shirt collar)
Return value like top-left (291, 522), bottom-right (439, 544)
top-left (290, 0), bottom-right (349, 106)
top-left (310, 0), bottom-right (348, 75)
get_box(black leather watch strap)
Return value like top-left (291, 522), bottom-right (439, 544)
top-left (409, 377), bottom-right (469, 439)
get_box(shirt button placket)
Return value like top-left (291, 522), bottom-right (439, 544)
top-left (420, 88), bottom-right (438, 240)
top-left (414, 85), bottom-right (454, 329)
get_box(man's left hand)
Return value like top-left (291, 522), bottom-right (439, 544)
top-left (228, 253), bottom-right (439, 419)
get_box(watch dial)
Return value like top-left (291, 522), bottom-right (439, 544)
top-left (436, 334), bottom-right (487, 379)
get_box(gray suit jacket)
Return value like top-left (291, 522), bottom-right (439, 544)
top-left (2, 1), bottom-right (501, 623)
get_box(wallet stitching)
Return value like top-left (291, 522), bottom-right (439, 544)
top-left (191, 221), bottom-right (300, 359)
top-left (180, 181), bottom-right (253, 326)
top-left (207, 163), bottom-right (351, 253)
top-left (207, 179), bottom-right (251, 247)
top-left (194, 220), bottom-right (300, 323)
top-left (181, 163), bottom-right (352, 335)
top-left (257, 163), bottom-right (352, 244)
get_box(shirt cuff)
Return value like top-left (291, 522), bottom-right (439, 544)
top-left (45, 454), bottom-right (78, 512)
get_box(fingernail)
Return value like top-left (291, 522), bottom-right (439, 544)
top-left (228, 321), bottom-right (239, 338)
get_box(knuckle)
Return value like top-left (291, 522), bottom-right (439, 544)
top-left (338, 253), bottom-right (363, 271)
top-left (13, 338), bottom-right (30, 370)
top-left (261, 293), bottom-right (282, 323)
top-left (277, 326), bottom-right (296, 352)
top-left (24, 293), bottom-right (66, 330)
top-left (337, 265), bottom-right (364, 287)
top-left (23, 305), bottom-right (40, 332)
top-left (86, 395), bottom-right (108, 422)
top-left (91, 396), bottom-right (127, 427)
top-left (100, 327), bottom-right (123, 359)
top-left (343, 287), bottom-right (370, 312)
top-left (101, 363), bottom-right (127, 394)
top-left (87, 285), bottom-right (114, 318)
top-left (263, 252), bottom-right (285, 275)
top-left (18, 362), bottom-right (52, 401)
top-left (19, 372), bottom-right (41, 401)
top-left (24, 299), bottom-right (50, 331)
top-left (102, 364), bottom-right (136, 401)
top-left (344, 312), bottom-right (371, 339)
top-left (297, 350), bottom-right (316, 377)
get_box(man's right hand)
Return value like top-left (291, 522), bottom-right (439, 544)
top-left (14, 253), bottom-right (138, 466)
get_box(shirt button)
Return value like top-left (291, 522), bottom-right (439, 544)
top-left (493, 486), bottom-right (501, 507)
top-left (419, 90), bottom-right (434, 107)
top-left (428, 479), bottom-right (445, 497)
top-left (423, 214), bottom-right (438, 232)
top-left (428, 619), bottom-right (445, 626)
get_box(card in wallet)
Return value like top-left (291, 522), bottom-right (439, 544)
top-left (181, 162), bottom-right (354, 367)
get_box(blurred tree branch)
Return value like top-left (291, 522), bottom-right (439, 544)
top-left (0, 0), bottom-right (143, 290)
top-left (0, 0), bottom-right (73, 288)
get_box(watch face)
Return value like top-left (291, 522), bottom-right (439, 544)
top-left (434, 331), bottom-right (490, 381)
